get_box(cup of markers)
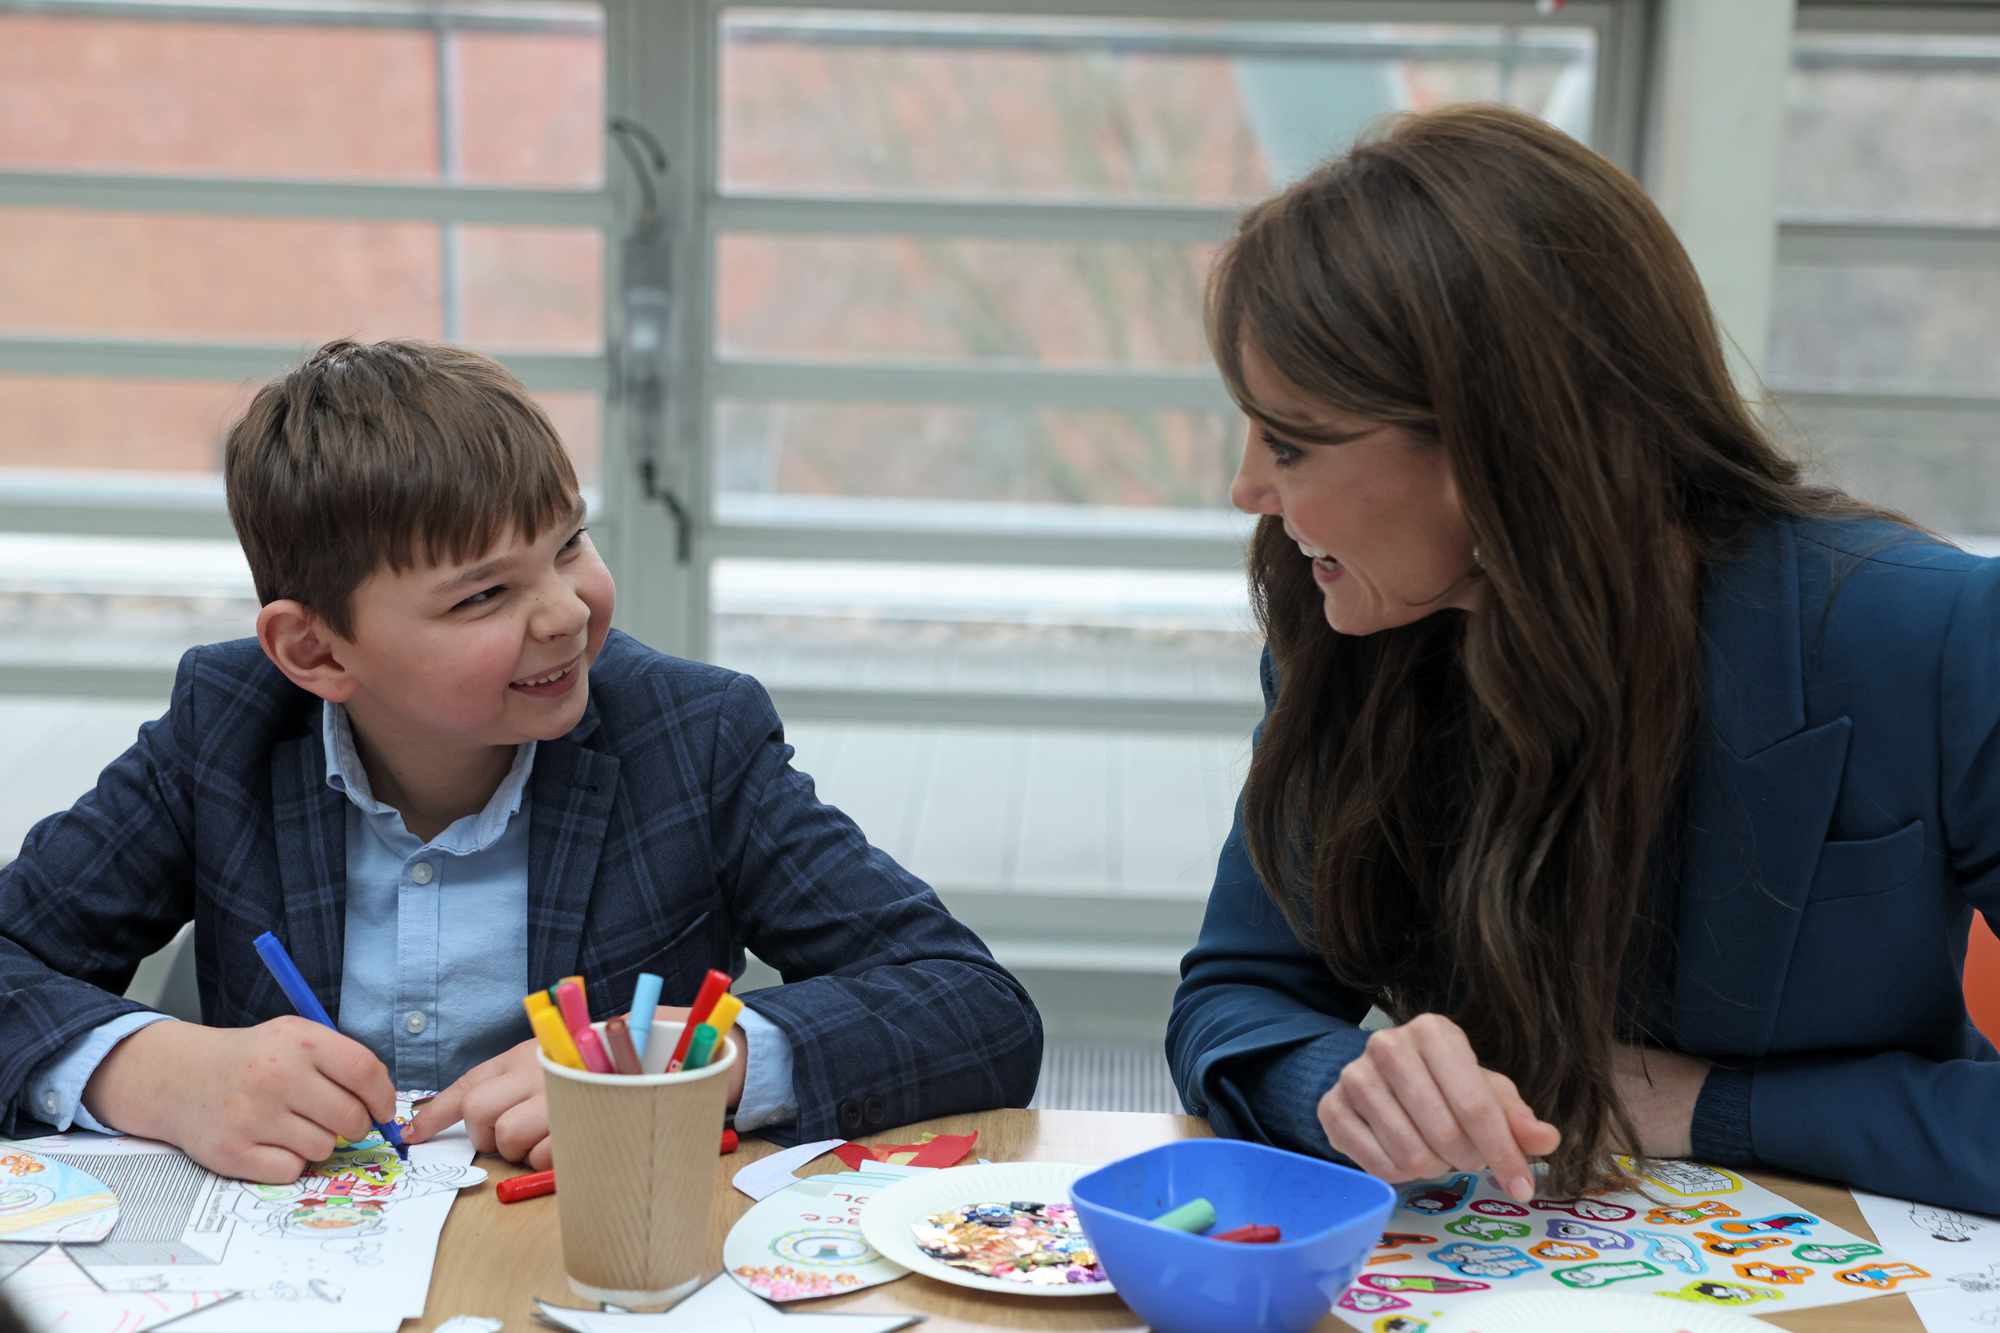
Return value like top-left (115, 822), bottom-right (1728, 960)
top-left (526, 968), bottom-right (744, 1306)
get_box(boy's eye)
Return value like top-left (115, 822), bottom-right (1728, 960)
top-left (1261, 430), bottom-right (1304, 468)
top-left (560, 526), bottom-right (588, 553)
top-left (454, 586), bottom-right (503, 611)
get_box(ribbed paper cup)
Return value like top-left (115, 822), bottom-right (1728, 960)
top-left (539, 1019), bottom-right (738, 1306)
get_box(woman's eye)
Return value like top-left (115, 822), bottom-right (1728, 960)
top-left (455, 586), bottom-right (503, 611)
top-left (1262, 431), bottom-right (1304, 468)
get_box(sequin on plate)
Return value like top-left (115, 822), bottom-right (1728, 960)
top-left (911, 1199), bottom-right (1106, 1286)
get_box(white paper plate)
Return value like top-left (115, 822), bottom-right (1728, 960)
top-left (857, 1161), bottom-right (1113, 1298)
top-left (1429, 1291), bottom-right (1772, 1333)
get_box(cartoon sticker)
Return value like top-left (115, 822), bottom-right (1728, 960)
top-left (1835, 1261), bottom-right (1931, 1291)
top-left (1531, 1240), bottom-right (1598, 1262)
top-left (1366, 1253), bottom-right (1412, 1266)
top-left (1734, 1261), bottom-right (1813, 1285)
top-left (1794, 1242), bottom-right (1881, 1265)
top-left (1447, 1214), bottom-right (1530, 1242)
top-left (1546, 1219), bottom-right (1634, 1251)
top-left (1694, 1231), bottom-right (1791, 1258)
top-left (1470, 1199), bottom-right (1529, 1218)
top-left (1631, 1228), bottom-right (1707, 1276)
top-left (1645, 1199), bottom-right (1741, 1226)
top-left (1374, 1317), bottom-right (1433, 1333)
top-left (1552, 1259), bottom-right (1662, 1289)
top-left (1531, 1197), bottom-right (1636, 1222)
top-left (1378, 1232), bottom-right (1438, 1248)
top-left (1629, 1159), bottom-right (1744, 1198)
top-left (1400, 1174), bottom-right (1478, 1216)
top-left (1358, 1274), bottom-right (1490, 1295)
top-left (1714, 1211), bottom-right (1818, 1237)
top-left (1657, 1279), bottom-right (1782, 1306)
top-left (1428, 1242), bottom-right (1542, 1279)
top-left (1339, 1289), bottom-right (1408, 1314)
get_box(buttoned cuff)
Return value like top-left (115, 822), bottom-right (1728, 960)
top-left (25, 1012), bottom-right (177, 1134)
top-left (729, 1006), bottom-right (798, 1133)
top-left (1689, 1062), bottom-right (1757, 1167)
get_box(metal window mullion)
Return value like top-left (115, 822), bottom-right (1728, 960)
top-left (761, 684), bottom-right (1258, 736)
top-left (712, 358), bottom-right (1228, 413)
top-left (0, 1), bottom-right (603, 35)
top-left (1795, 3), bottom-right (2000, 39)
top-left (1777, 221), bottom-right (2000, 268)
top-left (1773, 386), bottom-right (2000, 420)
top-left (0, 171), bottom-right (612, 226)
top-left (708, 514), bottom-right (1248, 572)
top-left (0, 338), bottom-right (606, 392)
top-left (711, 0), bottom-right (1622, 27)
top-left (715, 193), bottom-right (1240, 245)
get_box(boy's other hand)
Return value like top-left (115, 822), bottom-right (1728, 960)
top-left (404, 1038), bottom-right (553, 1169)
top-left (83, 1017), bottom-right (395, 1185)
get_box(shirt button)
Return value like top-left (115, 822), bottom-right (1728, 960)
top-left (42, 1091), bottom-right (59, 1116)
top-left (410, 861), bottom-right (435, 885)
top-left (405, 1011), bottom-right (427, 1035)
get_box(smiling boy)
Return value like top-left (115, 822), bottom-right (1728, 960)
top-left (0, 340), bottom-right (1042, 1181)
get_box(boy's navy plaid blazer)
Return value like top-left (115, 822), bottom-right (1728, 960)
top-left (0, 629), bottom-right (1042, 1141)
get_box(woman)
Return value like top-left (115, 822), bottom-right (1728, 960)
top-left (1167, 104), bottom-right (2000, 1211)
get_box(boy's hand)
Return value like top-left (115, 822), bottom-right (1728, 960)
top-left (83, 1017), bottom-right (396, 1185)
top-left (404, 1038), bottom-right (555, 1170)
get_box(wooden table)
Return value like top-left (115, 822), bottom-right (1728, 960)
top-left (416, 1109), bottom-right (1920, 1331)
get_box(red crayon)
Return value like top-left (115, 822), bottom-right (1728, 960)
top-left (1213, 1223), bottom-right (1282, 1244)
top-left (665, 969), bottom-right (733, 1072)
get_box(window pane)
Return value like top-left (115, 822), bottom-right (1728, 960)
top-left (1783, 34), bottom-right (2000, 223)
top-left (0, 377), bottom-right (600, 486)
top-left (0, 8), bottom-right (602, 186)
top-left (720, 11), bottom-right (1598, 202)
top-left (1769, 262), bottom-right (2000, 395)
top-left (712, 558), bottom-right (1260, 703)
top-left (716, 402), bottom-right (1237, 510)
top-left (0, 535), bottom-right (252, 670)
top-left (717, 236), bottom-right (1214, 367)
top-left (0, 211), bottom-right (600, 351)
top-left (1784, 398), bottom-right (2000, 537)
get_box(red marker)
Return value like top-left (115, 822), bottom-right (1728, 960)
top-left (665, 969), bottom-right (733, 1072)
top-left (497, 1129), bottom-right (739, 1204)
top-left (1213, 1223), bottom-right (1281, 1244)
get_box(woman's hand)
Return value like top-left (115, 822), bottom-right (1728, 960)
top-left (1610, 1043), bottom-right (1708, 1159)
top-left (1317, 1012), bottom-right (1560, 1202)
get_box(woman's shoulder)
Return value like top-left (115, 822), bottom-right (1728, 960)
top-left (1787, 513), bottom-right (1990, 577)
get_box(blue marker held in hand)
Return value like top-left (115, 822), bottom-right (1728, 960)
top-left (627, 971), bottom-right (663, 1061)
top-left (252, 931), bottom-right (407, 1160)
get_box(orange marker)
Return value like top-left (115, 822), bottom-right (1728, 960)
top-left (665, 969), bottom-right (733, 1072)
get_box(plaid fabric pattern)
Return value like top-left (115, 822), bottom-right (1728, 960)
top-left (1, 630), bottom-right (1041, 1141)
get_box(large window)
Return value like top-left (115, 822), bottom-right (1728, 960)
top-left (1771, 6), bottom-right (2000, 538)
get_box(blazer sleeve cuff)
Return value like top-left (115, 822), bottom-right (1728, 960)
top-left (1194, 1021), bottom-right (1368, 1160)
top-left (1689, 1062), bottom-right (1757, 1167)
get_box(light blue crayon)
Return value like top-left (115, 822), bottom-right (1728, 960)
top-left (627, 971), bottom-right (664, 1060)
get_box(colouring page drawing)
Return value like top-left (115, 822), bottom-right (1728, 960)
top-left (1854, 1190), bottom-right (2000, 1333)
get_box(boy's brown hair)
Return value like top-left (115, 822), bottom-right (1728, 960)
top-left (224, 339), bottom-right (581, 638)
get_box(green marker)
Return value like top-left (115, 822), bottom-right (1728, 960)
top-left (682, 1022), bottom-right (719, 1070)
top-left (1151, 1198), bottom-right (1216, 1233)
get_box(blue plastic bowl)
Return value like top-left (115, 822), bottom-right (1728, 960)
top-left (1068, 1139), bottom-right (1394, 1333)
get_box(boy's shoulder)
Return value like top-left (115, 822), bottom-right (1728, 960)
top-left (581, 630), bottom-right (774, 742)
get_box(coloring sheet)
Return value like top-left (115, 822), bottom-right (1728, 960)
top-left (0, 1143), bottom-right (119, 1242)
top-left (726, 1160), bottom-right (928, 1301)
top-left (0, 1093), bottom-right (485, 1333)
top-left (0, 1243), bottom-right (233, 1332)
top-left (1331, 1158), bottom-right (1924, 1329)
top-left (535, 1272), bottom-right (923, 1332)
top-left (1853, 1190), bottom-right (2000, 1332)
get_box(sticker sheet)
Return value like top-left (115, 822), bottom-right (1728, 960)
top-left (1852, 1190), bottom-right (2000, 1332)
top-left (1331, 1159), bottom-right (1924, 1329)
top-left (725, 1160), bottom-right (927, 1301)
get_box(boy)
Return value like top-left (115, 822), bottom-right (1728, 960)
top-left (0, 340), bottom-right (1042, 1182)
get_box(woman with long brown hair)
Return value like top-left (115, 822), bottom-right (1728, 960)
top-left (1167, 104), bottom-right (2000, 1210)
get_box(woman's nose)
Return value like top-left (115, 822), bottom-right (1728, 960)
top-left (1230, 441), bottom-right (1279, 516)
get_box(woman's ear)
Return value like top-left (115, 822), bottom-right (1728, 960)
top-left (256, 600), bottom-right (356, 703)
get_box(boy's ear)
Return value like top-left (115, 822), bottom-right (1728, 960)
top-left (256, 600), bottom-right (357, 703)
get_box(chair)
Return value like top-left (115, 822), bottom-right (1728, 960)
top-left (1967, 916), bottom-right (2000, 1044)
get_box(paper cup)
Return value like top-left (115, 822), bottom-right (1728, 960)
top-left (539, 1019), bottom-right (738, 1306)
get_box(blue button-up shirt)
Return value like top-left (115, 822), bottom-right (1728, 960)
top-left (28, 701), bottom-right (796, 1132)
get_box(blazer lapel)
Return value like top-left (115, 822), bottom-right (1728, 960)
top-left (269, 728), bottom-right (350, 1018)
top-left (1677, 520), bottom-right (1849, 1057)
top-left (527, 701), bottom-right (620, 994)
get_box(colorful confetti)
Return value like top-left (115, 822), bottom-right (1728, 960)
top-left (912, 1199), bottom-right (1105, 1287)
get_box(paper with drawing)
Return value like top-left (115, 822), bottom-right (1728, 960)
top-left (1853, 1190), bottom-right (2000, 1333)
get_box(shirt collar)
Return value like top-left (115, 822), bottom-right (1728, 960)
top-left (321, 700), bottom-right (536, 854)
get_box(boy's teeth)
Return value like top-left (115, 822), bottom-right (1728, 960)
top-left (517, 664), bottom-right (570, 686)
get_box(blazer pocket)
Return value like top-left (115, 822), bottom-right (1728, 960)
top-left (1808, 819), bottom-right (1925, 903)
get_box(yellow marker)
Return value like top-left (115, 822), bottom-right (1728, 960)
top-left (525, 993), bottom-right (585, 1069)
top-left (703, 993), bottom-right (744, 1055)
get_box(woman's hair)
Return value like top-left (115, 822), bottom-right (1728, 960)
top-left (1208, 104), bottom-right (1889, 1193)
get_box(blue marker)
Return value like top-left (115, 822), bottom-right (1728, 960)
top-left (627, 971), bottom-right (663, 1061)
top-left (252, 931), bottom-right (406, 1160)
